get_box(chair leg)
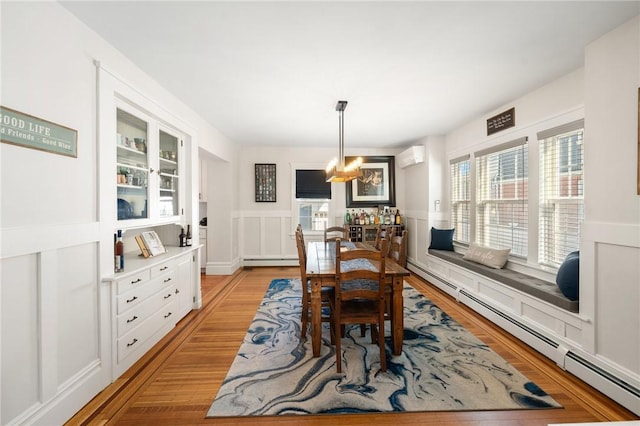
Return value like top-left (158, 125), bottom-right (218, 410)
top-left (360, 324), bottom-right (366, 337)
top-left (379, 314), bottom-right (387, 372)
top-left (301, 302), bottom-right (309, 339)
top-left (335, 321), bottom-right (342, 373)
top-left (370, 323), bottom-right (378, 344)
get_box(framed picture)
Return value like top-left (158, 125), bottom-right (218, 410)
top-left (345, 155), bottom-right (396, 208)
top-left (255, 163), bottom-right (276, 202)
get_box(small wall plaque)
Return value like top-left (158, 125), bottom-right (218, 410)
top-left (0, 106), bottom-right (78, 157)
top-left (487, 107), bottom-right (515, 136)
top-left (255, 163), bottom-right (276, 202)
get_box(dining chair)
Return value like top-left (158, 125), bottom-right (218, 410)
top-left (333, 237), bottom-right (388, 373)
top-left (374, 225), bottom-right (393, 255)
top-left (387, 229), bottom-right (408, 268)
top-left (324, 225), bottom-right (349, 243)
top-left (296, 228), bottom-right (334, 340)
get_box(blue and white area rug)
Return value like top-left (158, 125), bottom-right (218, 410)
top-left (207, 278), bottom-right (561, 417)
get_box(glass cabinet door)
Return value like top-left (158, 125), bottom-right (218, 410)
top-left (116, 108), bottom-right (149, 221)
top-left (158, 129), bottom-right (180, 218)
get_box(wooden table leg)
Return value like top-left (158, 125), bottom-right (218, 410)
top-left (392, 276), bottom-right (404, 355)
top-left (311, 278), bottom-right (322, 357)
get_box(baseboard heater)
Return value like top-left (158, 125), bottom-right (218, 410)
top-left (242, 257), bottom-right (298, 266)
top-left (408, 261), bottom-right (640, 402)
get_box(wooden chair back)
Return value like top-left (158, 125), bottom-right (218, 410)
top-left (333, 238), bottom-right (387, 373)
top-left (387, 229), bottom-right (408, 268)
top-left (374, 225), bottom-right (393, 254)
top-left (324, 226), bottom-right (349, 243)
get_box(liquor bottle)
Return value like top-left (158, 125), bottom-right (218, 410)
top-left (385, 208), bottom-right (391, 225)
top-left (345, 210), bottom-right (351, 225)
top-left (179, 227), bottom-right (186, 247)
top-left (115, 230), bottom-right (124, 272)
top-left (391, 209), bottom-right (396, 225)
top-left (186, 225), bottom-right (192, 247)
top-left (395, 209), bottom-right (402, 225)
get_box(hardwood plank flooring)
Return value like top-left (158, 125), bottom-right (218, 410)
top-left (67, 267), bottom-right (639, 425)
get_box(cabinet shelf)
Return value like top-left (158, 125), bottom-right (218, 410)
top-left (160, 157), bottom-right (177, 165)
top-left (118, 184), bottom-right (147, 191)
top-left (117, 163), bottom-right (148, 172)
top-left (117, 145), bottom-right (146, 156)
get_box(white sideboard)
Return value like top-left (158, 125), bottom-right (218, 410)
top-left (103, 246), bottom-right (199, 379)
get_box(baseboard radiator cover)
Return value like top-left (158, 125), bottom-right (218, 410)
top-left (242, 257), bottom-right (298, 267)
top-left (408, 261), bottom-right (640, 416)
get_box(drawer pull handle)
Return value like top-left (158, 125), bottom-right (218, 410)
top-left (164, 277), bottom-right (172, 283)
top-left (126, 296), bottom-right (138, 303)
top-left (126, 315), bottom-right (138, 323)
top-left (164, 312), bottom-right (172, 319)
top-left (175, 289), bottom-right (180, 294)
top-left (164, 293), bottom-right (172, 299)
top-left (160, 266), bottom-right (168, 271)
top-left (130, 278), bottom-right (142, 284)
top-left (127, 338), bottom-right (138, 347)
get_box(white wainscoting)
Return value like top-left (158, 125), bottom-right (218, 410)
top-left (408, 218), bottom-right (640, 416)
top-left (1, 223), bottom-right (111, 425)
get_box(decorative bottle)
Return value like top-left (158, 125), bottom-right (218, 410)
top-left (115, 230), bottom-right (124, 272)
top-left (186, 225), bottom-right (192, 247)
top-left (179, 227), bottom-right (186, 247)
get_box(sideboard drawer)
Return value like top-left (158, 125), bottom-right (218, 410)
top-left (117, 284), bottom-right (176, 336)
top-left (117, 299), bottom-right (176, 363)
top-left (116, 270), bottom-right (151, 295)
top-left (150, 259), bottom-right (176, 278)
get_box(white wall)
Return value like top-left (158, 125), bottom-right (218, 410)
top-left (581, 15), bottom-right (640, 396)
top-left (415, 16), bottom-right (640, 414)
top-left (227, 145), bottom-right (405, 268)
top-left (0, 3), bottom-right (236, 425)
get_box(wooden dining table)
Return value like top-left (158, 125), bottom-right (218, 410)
top-left (305, 240), bottom-right (410, 357)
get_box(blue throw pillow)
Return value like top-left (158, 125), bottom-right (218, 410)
top-left (429, 227), bottom-right (455, 251)
top-left (556, 251), bottom-right (580, 301)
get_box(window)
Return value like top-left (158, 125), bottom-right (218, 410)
top-left (450, 155), bottom-right (471, 244)
top-left (475, 137), bottom-right (528, 256)
top-left (295, 169), bottom-right (331, 231)
top-left (538, 120), bottom-right (584, 267)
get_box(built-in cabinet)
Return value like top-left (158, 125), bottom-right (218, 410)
top-left (105, 247), bottom-right (196, 378)
top-left (347, 224), bottom-right (404, 243)
top-left (116, 102), bottom-right (184, 226)
top-left (99, 67), bottom-right (200, 383)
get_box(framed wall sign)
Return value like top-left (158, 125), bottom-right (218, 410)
top-left (0, 105), bottom-right (78, 157)
top-left (345, 155), bottom-right (396, 208)
top-left (487, 107), bottom-right (515, 136)
top-left (255, 163), bottom-right (276, 202)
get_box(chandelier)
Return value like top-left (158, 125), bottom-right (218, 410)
top-left (325, 100), bottom-right (363, 182)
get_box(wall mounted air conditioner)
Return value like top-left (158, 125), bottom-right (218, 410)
top-left (396, 145), bottom-right (425, 169)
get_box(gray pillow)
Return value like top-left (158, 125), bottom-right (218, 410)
top-left (463, 243), bottom-right (510, 269)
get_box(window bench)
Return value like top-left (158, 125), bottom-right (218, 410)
top-left (427, 249), bottom-right (579, 313)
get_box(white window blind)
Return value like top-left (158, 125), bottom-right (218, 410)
top-left (538, 119), bottom-right (584, 267)
top-left (450, 155), bottom-right (471, 244)
top-left (475, 137), bottom-right (528, 256)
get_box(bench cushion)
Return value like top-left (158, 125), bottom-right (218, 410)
top-left (428, 249), bottom-right (579, 313)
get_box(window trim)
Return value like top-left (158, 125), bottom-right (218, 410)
top-left (290, 163), bottom-right (336, 235)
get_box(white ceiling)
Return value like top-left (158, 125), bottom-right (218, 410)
top-left (61, 1), bottom-right (639, 149)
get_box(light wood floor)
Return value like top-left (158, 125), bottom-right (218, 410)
top-left (68, 267), bottom-right (639, 425)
